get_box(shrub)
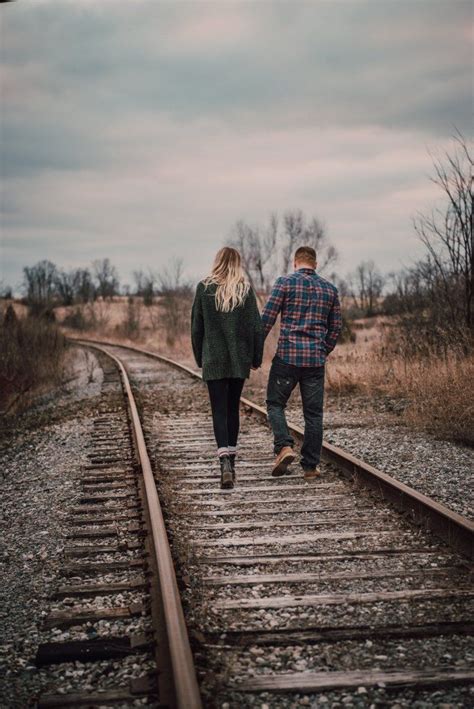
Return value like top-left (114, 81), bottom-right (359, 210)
top-left (116, 298), bottom-right (142, 340)
top-left (394, 351), bottom-right (474, 446)
top-left (0, 306), bottom-right (66, 411)
top-left (326, 329), bottom-right (474, 446)
top-left (62, 307), bottom-right (90, 330)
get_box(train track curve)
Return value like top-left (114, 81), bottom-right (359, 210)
top-left (75, 337), bottom-right (473, 558)
top-left (35, 337), bottom-right (473, 708)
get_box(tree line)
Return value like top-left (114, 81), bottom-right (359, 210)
top-left (7, 257), bottom-right (192, 314)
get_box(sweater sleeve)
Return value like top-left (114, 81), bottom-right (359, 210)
top-left (248, 288), bottom-right (264, 368)
top-left (191, 283), bottom-right (204, 368)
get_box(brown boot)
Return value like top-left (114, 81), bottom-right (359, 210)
top-left (303, 465), bottom-right (321, 481)
top-left (272, 446), bottom-right (296, 477)
top-left (220, 455), bottom-right (234, 489)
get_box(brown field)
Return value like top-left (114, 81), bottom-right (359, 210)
top-left (52, 298), bottom-right (474, 447)
top-left (2, 298), bottom-right (472, 446)
top-left (57, 297), bottom-right (196, 369)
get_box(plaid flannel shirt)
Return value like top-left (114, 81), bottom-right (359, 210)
top-left (261, 268), bottom-right (342, 367)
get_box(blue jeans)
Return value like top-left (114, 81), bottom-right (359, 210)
top-left (266, 355), bottom-right (325, 470)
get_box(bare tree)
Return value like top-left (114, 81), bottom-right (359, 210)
top-left (328, 272), bottom-right (349, 299)
top-left (0, 281), bottom-right (13, 299)
top-left (281, 210), bottom-right (338, 274)
top-left (73, 268), bottom-right (95, 303)
top-left (413, 131), bottom-right (473, 331)
top-left (54, 268), bottom-right (95, 306)
top-left (55, 270), bottom-right (76, 306)
top-left (157, 259), bottom-right (189, 295)
top-left (229, 216), bottom-right (277, 296)
top-left (255, 213), bottom-right (278, 289)
top-left (229, 208), bottom-right (338, 296)
top-left (133, 270), bottom-right (146, 295)
top-left (157, 259), bottom-right (193, 347)
top-left (133, 269), bottom-right (156, 306)
top-left (92, 258), bottom-right (119, 300)
top-left (348, 260), bottom-right (385, 316)
top-left (348, 262), bottom-right (366, 313)
top-left (365, 261), bottom-right (385, 316)
top-left (23, 260), bottom-right (58, 312)
top-left (281, 210), bottom-right (306, 274)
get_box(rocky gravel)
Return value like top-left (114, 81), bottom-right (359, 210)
top-left (243, 373), bottom-right (473, 521)
top-left (36, 652), bottom-right (156, 691)
top-left (189, 549), bottom-right (463, 581)
top-left (41, 614), bottom-right (154, 644)
top-left (223, 685), bottom-right (474, 708)
top-left (286, 392), bottom-right (473, 521)
top-left (0, 351), bottom-right (102, 706)
top-left (0, 347), bottom-right (159, 707)
top-left (115, 348), bottom-right (473, 709)
top-left (49, 590), bottom-right (148, 613)
top-left (4, 342), bottom-right (468, 707)
top-left (190, 597), bottom-right (473, 634)
top-left (323, 424), bottom-right (473, 520)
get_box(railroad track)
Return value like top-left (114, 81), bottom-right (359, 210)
top-left (35, 339), bottom-right (473, 708)
top-left (34, 348), bottom-right (201, 708)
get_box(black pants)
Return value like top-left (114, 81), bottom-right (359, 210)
top-left (207, 378), bottom-right (245, 453)
top-left (266, 355), bottom-right (325, 469)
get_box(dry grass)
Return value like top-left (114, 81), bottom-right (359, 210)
top-left (399, 354), bottom-right (474, 446)
top-left (59, 298), bottom-right (196, 368)
top-left (0, 304), bottom-right (67, 413)
top-left (55, 299), bottom-right (473, 446)
top-left (326, 336), bottom-right (474, 446)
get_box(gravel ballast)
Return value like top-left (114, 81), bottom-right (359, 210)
top-left (3, 341), bottom-right (470, 708)
top-left (0, 349), bottom-right (105, 706)
top-left (283, 391), bottom-right (474, 520)
top-left (114, 347), bottom-right (472, 709)
top-left (0, 347), bottom-right (158, 707)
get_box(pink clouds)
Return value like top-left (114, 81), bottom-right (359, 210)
top-left (1, 0), bottom-right (470, 290)
top-left (166, 10), bottom-right (256, 53)
top-left (3, 113), bottom-right (445, 282)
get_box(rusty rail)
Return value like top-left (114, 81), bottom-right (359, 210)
top-left (73, 336), bottom-right (473, 561)
top-left (83, 341), bottom-right (202, 709)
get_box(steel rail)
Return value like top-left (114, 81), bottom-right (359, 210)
top-left (72, 337), bottom-right (474, 560)
top-left (83, 341), bottom-right (202, 709)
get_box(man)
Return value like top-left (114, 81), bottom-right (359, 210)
top-left (261, 246), bottom-right (342, 479)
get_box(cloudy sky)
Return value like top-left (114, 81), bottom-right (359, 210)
top-left (1, 0), bottom-right (472, 292)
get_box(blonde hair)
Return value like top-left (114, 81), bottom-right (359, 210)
top-left (203, 247), bottom-right (250, 312)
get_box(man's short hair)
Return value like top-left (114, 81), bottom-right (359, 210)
top-left (295, 246), bottom-right (317, 266)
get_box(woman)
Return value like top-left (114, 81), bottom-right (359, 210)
top-left (191, 247), bottom-right (264, 489)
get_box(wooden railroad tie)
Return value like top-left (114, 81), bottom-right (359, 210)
top-left (202, 620), bottom-right (474, 647)
top-left (35, 634), bottom-right (153, 666)
top-left (233, 668), bottom-right (474, 693)
top-left (37, 676), bottom-right (158, 708)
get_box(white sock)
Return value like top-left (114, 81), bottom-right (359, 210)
top-left (217, 447), bottom-right (229, 458)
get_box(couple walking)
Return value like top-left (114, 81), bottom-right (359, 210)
top-left (191, 246), bottom-right (342, 489)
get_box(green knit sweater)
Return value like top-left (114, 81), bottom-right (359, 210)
top-left (191, 281), bottom-right (264, 381)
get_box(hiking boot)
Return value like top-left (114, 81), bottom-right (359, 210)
top-left (229, 454), bottom-right (236, 482)
top-left (220, 455), bottom-right (234, 489)
top-left (303, 465), bottom-right (321, 481)
top-left (272, 446), bottom-right (296, 477)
